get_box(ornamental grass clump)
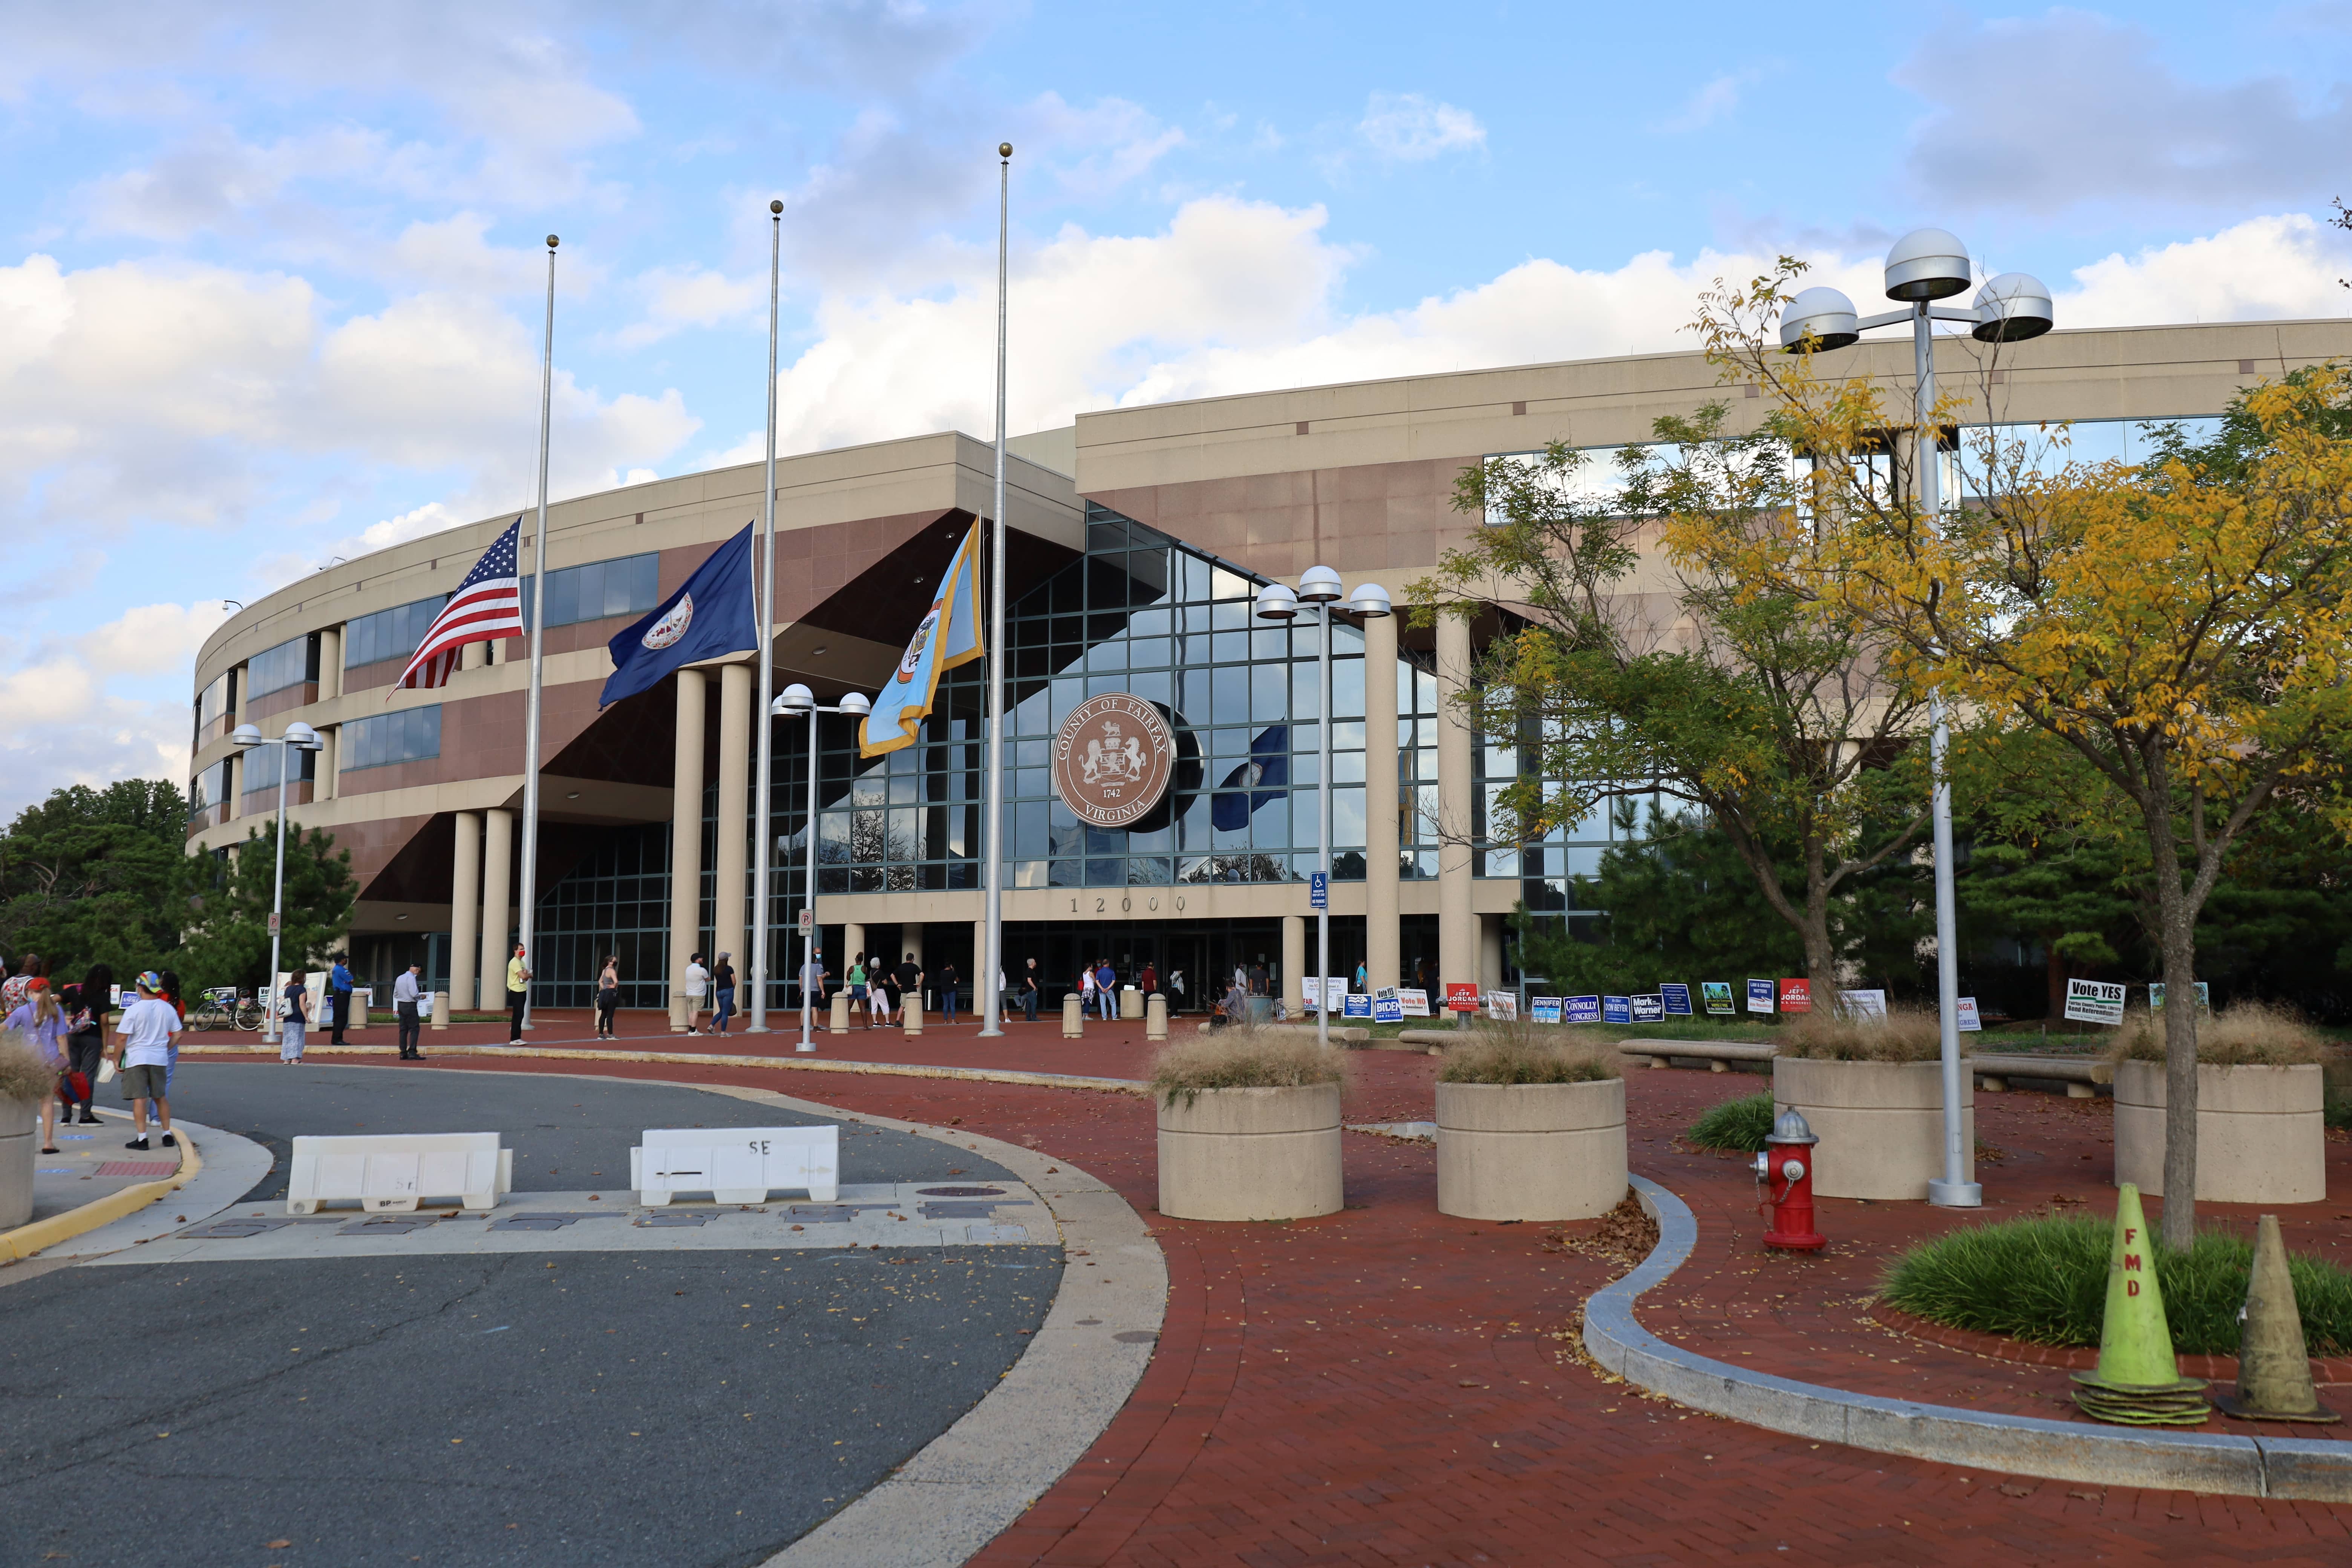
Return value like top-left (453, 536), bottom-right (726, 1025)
top-left (1779, 1006), bottom-right (1942, 1063)
top-left (1150, 1028), bottom-right (1347, 1107)
top-left (1686, 1092), bottom-right (1776, 1153)
top-left (1880, 1213), bottom-right (2352, 1356)
top-left (0, 1031), bottom-right (51, 1104)
top-left (1438, 1023), bottom-right (1620, 1086)
top-left (2109, 1000), bottom-right (2326, 1068)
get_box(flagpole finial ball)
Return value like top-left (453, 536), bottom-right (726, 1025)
top-left (770, 199), bottom-right (783, 215)
top-left (999, 142), bottom-right (1013, 159)
top-left (546, 235), bottom-right (559, 249)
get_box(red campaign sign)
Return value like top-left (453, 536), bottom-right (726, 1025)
top-left (1445, 982), bottom-right (1482, 1013)
top-left (1778, 978), bottom-right (1812, 1014)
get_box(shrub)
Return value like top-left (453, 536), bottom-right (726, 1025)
top-left (0, 1032), bottom-right (53, 1103)
top-left (1780, 1006), bottom-right (1943, 1063)
top-left (2110, 1000), bottom-right (2327, 1067)
top-left (1438, 1022), bottom-right (1620, 1085)
top-left (1881, 1214), bottom-right (2352, 1356)
top-left (1687, 1092), bottom-right (1775, 1152)
top-left (1151, 1028), bottom-right (1346, 1106)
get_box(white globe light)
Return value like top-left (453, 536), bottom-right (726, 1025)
top-left (836, 692), bottom-right (872, 717)
top-left (1254, 582), bottom-right (1300, 620)
top-left (1885, 227), bottom-right (1972, 302)
top-left (1346, 583), bottom-right (1393, 618)
top-left (1779, 287), bottom-right (1859, 353)
top-left (774, 683), bottom-right (815, 714)
top-left (1971, 272), bottom-right (2055, 343)
top-left (1297, 564), bottom-right (1344, 603)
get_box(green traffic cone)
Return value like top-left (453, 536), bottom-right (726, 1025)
top-left (2216, 1214), bottom-right (2338, 1424)
top-left (2073, 1184), bottom-right (2208, 1425)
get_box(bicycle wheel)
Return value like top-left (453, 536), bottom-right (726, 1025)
top-left (234, 1000), bottom-right (264, 1031)
top-left (185, 1007), bottom-right (215, 1032)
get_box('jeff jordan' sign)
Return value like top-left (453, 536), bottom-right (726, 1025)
top-left (1052, 694), bottom-right (1176, 828)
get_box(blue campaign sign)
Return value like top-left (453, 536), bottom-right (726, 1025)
top-left (1529, 996), bottom-right (1563, 1024)
top-left (1602, 995), bottom-right (1632, 1024)
top-left (1373, 994), bottom-right (1404, 1024)
top-left (1746, 978), bottom-right (1776, 1014)
top-left (1342, 991), bottom-right (1372, 1019)
top-left (1631, 994), bottom-right (1664, 1024)
top-left (1659, 983), bottom-right (1692, 1017)
top-left (1309, 871), bottom-right (1328, 910)
top-left (1565, 995), bottom-right (1602, 1023)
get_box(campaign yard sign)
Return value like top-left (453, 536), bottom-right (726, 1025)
top-left (1746, 979), bottom-right (1776, 1015)
top-left (1485, 992), bottom-right (1519, 1021)
top-left (1446, 982), bottom-right (1481, 1014)
top-left (1778, 978), bottom-right (1813, 1014)
top-left (1398, 988), bottom-right (1430, 1018)
top-left (1565, 995), bottom-right (1602, 1024)
top-left (1530, 996), bottom-right (1564, 1024)
top-left (1602, 995), bottom-right (1632, 1025)
top-left (1839, 988), bottom-right (1887, 1019)
top-left (1373, 986), bottom-right (1405, 1024)
top-left (1703, 982), bottom-right (1736, 1017)
top-left (2064, 977), bottom-right (2127, 1027)
top-left (1955, 996), bottom-right (1982, 1032)
top-left (1343, 991), bottom-right (1372, 1020)
top-left (1660, 983), bottom-right (1693, 1017)
top-left (2148, 982), bottom-right (2211, 1015)
top-left (1630, 994), bottom-right (1664, 1024)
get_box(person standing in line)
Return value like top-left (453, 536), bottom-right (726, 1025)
top-left (711, 952), bottom-right (737, 1036)
top-left (1078, 963), bottom-right (1095, 1018)
top-left (113, 971), bottom-right (181, 1148)
top-left (280, 968), bottom-right (310, 1063)
top-left (505, 943), bottom-right (531, 1044)
top-left (1354, 959), bottom-right (1368, 995)
top-left (63, 964), bottom-right (109, 1124)
top-left (157, 970), bottom-right (187, 1099)
top-left (9, 980), bottom-right (66, 1153)
top-left (594, 954), bottom-right (620, 1040)
top-left (2, 952), bottom-right (42, 1015)
top-left (1021, 958), bottom-right (1040, 1022)
top-left (869, 951), bottom-right (894, 1026)
top-left (847, 954), bottom-right (869, 1026)
top-left (1138, 960), bottom-right (1157, 1002)
top-left (892, 952), bottom-right (922, 1023)
top-left (1096, 959), bottom-right (1118, 1020)
top-left (1169, 967), bottom-right (1187, 1015)
top-left (328, 953), bottom-right (355, 1046)
top-left (937, 959), bottom-right (960, 1026)
top-left (798, 947), bottom-right (829, 1026)
top-left (393, 960), bottom-right (426, 1060)
top-left (683, 951), bottom-right (710, 1034)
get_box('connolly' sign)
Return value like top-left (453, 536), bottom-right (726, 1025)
top-left (1051, 694), bottom-right (1176, 829)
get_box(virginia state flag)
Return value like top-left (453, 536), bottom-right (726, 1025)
top-left (860, 521), bottom-right (984, 757)
top-left (1211, 724), bottom-right (1289, 830)
top-left (599, 524), bottom-right (759, 707)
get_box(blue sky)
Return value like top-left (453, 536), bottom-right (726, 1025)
top-left (1, 0), bottom-right (2347, 811)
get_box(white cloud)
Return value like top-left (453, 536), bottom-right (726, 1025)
top-left (613, 263), bottom-right (767, 348)
top-left (2053, 214), bottom-right (2352, 327)
top-left (1656, 72), bottom-right (1751, 133)
top-left (80, 601), bottom-right (231, 679)
top-left (1356, 92), bottom-right (1486, 162)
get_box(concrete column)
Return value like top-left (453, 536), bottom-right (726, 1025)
top-left (1364, 610), bottom-right (1401, 991)
top-left (670, 669), bottom-right (707, 1031)
top-left (460, 642), bottom-right (488, 672)
top-left (845, 922), bottom-right (867, 975)
top-left (1481, 914), bottom-right (1504, 993)
top-left (1281, 914), bottom-right (1305, 1014)
top-left (713, 662), bottom-right (752, 982)
top-left (481, 807), bottom-right (514, 1008)
top-left (228, 750), bottom-right (244, 815)
top-left (318, 628), bottom-right (343, 701)
top-left (316, 726), bottom-right (337, 802)
top-left (232, 663), bottom-right (248, 725)
top-left (450, 811), bottom-right (481, 1011)
top-left (490, 639), bottom-right (508, 666)
top-left (1436, 612), bottom-right (1476, 1000)
top-left (906, 925), bottom-right (926, 993)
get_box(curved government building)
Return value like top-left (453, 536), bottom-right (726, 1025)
top-left (188, 317), bottom-right (2352, 1019)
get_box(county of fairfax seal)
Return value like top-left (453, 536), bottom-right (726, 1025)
top-left (1052, 694), bottom-right (1176, 828)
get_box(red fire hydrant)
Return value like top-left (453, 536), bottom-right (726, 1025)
top-left (1756, 1106), bottom-right (1826, 1252)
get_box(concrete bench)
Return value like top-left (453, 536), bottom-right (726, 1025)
top-left (629, 1125), bottom-right (839, 1205)
top-left (1615, 1039), bottom-right (1778, 1072)
top-left (1968, 1054), bottom-right (2110, 1096)
top-left (288, 1133), bottom-right (512, 1214)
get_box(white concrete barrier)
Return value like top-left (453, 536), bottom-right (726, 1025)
top-left (288, 1133), bottom-right (511, 1214)
top-left (629, 1125), bottom-right (839, 1205)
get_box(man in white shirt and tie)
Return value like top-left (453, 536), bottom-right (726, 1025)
top-left (393, 961), bottom-right (426, 1061)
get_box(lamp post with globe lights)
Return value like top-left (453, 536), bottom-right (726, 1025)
top-left (1778, 229), bottom-right (2055, 1210)
top-left (772, 684), bottom-right (872, 1052)
top-left (1255, 568), bottom-right (1393, 1047)
top-left (227, 720), bottom-right (324, 1040)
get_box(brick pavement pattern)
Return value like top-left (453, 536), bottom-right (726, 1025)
top-left (196, 1021), bottom-right (2352, 1563)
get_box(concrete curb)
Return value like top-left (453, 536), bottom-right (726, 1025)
top-left (1583, 1174), bottom-right (2352, 1501)
top-left (178, 1040), bottom-right (1149, 1096)
top-left (0, 1115), bottom-right (202, 1262)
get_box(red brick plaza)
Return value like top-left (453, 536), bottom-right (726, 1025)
top-left (219, 1010), bottom-right (2352, 1564)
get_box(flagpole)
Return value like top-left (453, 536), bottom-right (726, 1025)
top-left (515, 234), bottom-right (558, 1034)
top-left (979, 141), bottom-right (1012, 1038)
top-left (749, 199), bottom-right (783, 1034)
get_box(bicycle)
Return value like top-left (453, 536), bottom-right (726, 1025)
top-left (187, 986), bottom-right (265, 1032)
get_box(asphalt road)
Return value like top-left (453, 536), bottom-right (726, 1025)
top-left (0, 1065), bottom-right (1060, 1567)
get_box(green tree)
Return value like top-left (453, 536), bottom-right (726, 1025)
top-left (0, 779), bottom-right (193, 978)
top-left (176, 822), bottom-right (356, 992)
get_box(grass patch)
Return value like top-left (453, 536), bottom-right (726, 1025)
top-left (0, 1032), bottom-right (51, 1102)
top-left (1881, 1214), bottom-right (2352, 1356)
top-left (1150, 1027), bottom-right (1346, 1107)
top-left (2110, 1001), bottom-right (2327, 1067)
top-left (1439, 1022), bottom-right (1620, 1085)
top-left (1780, 1007), bottom-right (1943, 1063)
top-left (1686, 1092), bottom-right (1775, 1153)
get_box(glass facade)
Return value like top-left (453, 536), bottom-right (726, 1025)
top-left (518, 552), bottom-right (662, 631)
top-left (345, 595), bottom-right (449, 667)
top-left (247, 632), bottom-right (319, 698)
top-left (344, 706), bottom-right (442, 770)
top-left (531, 822), bottom-right (672, 1008)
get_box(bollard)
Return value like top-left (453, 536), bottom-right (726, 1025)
top-left (1121, 986), bottom-right (1144, 1021)
top-left (1145, 991), bottom-right (1168, 1041)
top-left (829, 993), bottom-right (849, 1035)
top-left (1063, 993), bottom-right (1084, 1039)
top-left (904, 997), bottom-right (923, 1038)
top-left (430, 991), bottom-right (449, 1031)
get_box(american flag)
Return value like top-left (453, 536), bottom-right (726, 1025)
top-left (392, 519), bottom-right (527, 693)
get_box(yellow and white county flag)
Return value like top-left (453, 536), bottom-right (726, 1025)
top-left (860, 521), bottom-right (985, 757)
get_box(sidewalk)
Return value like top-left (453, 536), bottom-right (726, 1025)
top-left (22, 1108), bottom-right (181, 1225)
top-left (293, 1035), bottom-right (2352, 1562)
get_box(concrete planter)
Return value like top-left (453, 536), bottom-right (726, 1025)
top-left (1772, 1057), bottom-right (1970, 1201)
top-left (2114, 1059), bottom-right (2325, 1204)
top-left (0, 1095), bottom-right (35, 1231)
top-left (1435, 1078), bottom-right (1626, 1222)
top-left (1156, 1083), bottom-right (1343, 1221)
